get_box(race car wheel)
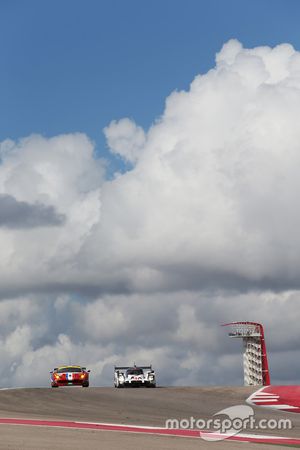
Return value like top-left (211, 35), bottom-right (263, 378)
top-left (51, 385), bottom-right (58, 388)
top-left (82, 382), bottom-right (89, 387)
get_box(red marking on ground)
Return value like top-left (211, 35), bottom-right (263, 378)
top-left (248, 385), bottom-right (300, 413)
top-left (0, 418), bottom-right (300, 445)
top-left (0, 418), bottom-right (199, 437)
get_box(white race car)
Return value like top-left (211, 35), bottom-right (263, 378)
top-left (114, 364), bottom-right (156, 388)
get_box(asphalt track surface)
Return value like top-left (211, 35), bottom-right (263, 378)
top-left (0, 386), bottom-right (300, 449)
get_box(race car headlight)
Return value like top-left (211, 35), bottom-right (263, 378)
top-left (148, 375), bottom-right (154, 380)
top-left (80, 374), bottom-right (85, 379)
top-left (118, 374), bottom-right (125, 381)
top-left (54, 373), bottom-right (60, 379)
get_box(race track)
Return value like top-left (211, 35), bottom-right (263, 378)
top-left (0, 386), bottom-right (299, 449)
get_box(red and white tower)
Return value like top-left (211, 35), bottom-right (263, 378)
top-left (223, 322), bottom-right (270, 386)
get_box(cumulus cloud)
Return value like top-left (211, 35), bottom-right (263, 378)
top-left (104, 117), bottom-right (146, 163)
top-left (0, 133), bottom-right (104, 296)
top-left (94, 38), bottom-right (300, 292)
top-left (1, 39), bottom-right (300, 387)
top-left (1, 291), bottom-right (300, 388)
top-left (0, 194), bottom-right (65, 229)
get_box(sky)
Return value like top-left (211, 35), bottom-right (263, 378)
top-left (1, 0), bottom-right (300, 171)
top-left (1, 0), bottom-right (300, 387)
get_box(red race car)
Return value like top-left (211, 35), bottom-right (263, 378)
top-left (50, 365), bottom-right (90, 388)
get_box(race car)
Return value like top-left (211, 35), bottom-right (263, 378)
top-left (114, 364), bottom-right (156, 388)
top-left (50, 365), bottom-right (90, 388)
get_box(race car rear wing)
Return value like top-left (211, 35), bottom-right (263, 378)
top-left (114, 365), bottom-right (153, 371)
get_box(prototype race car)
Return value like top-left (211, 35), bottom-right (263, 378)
top-left (114, 364), bottom-right (156, 388)
top-left (50, 365), bottom-right (90, 388)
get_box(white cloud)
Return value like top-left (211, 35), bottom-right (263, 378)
top-left (0, 133), bottom-right (104, 291)
top-left (1, 40), bottom-right (300, 386)
top-left (104, 117), bottom-right (146, 163)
